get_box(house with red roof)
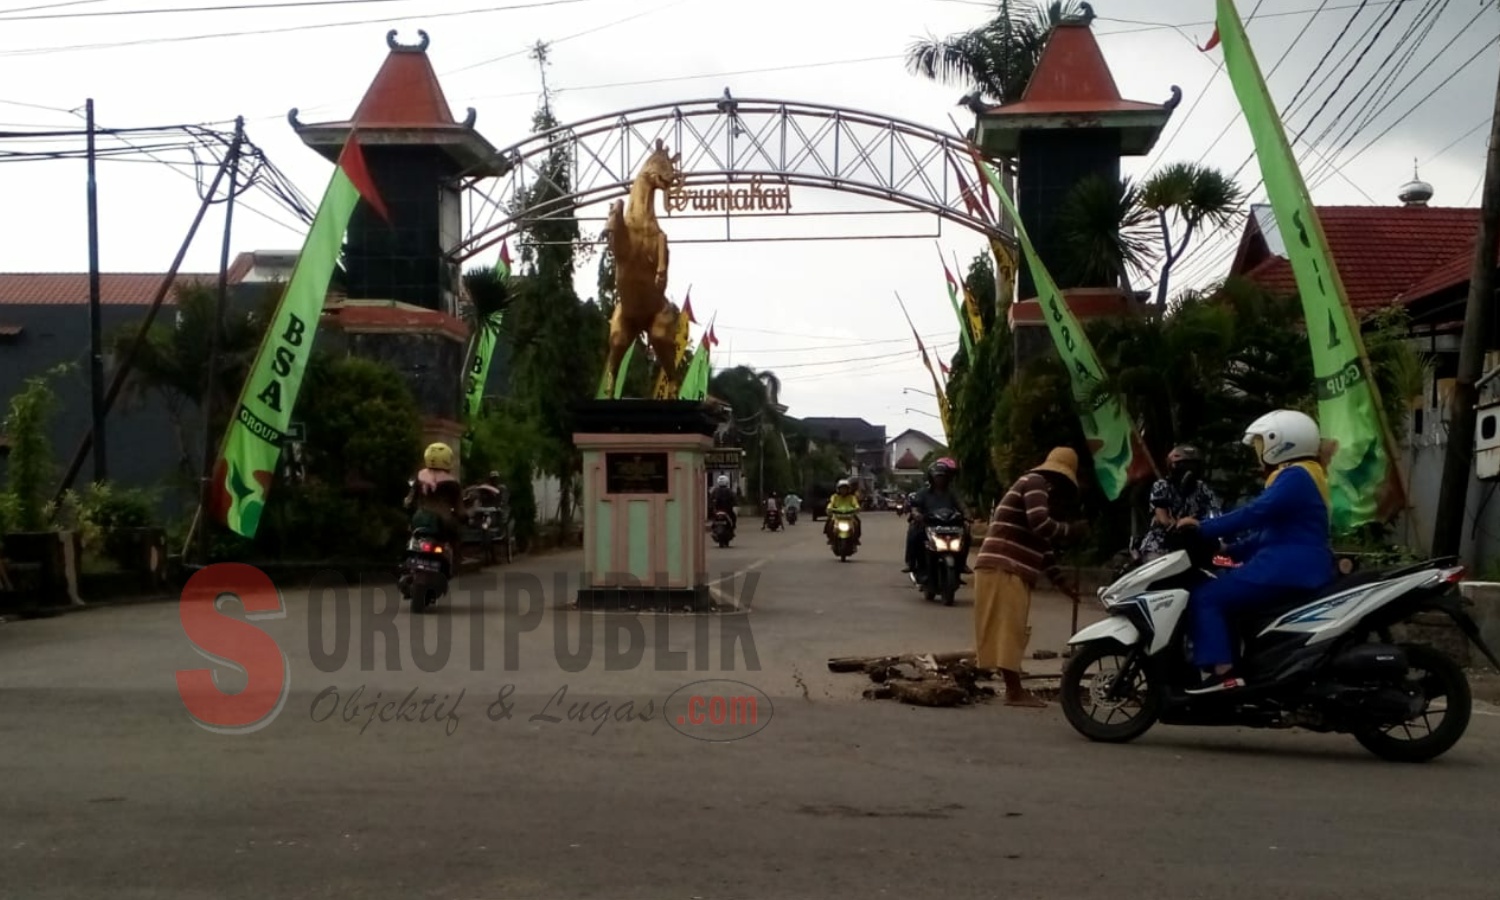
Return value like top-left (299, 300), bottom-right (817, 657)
top-left (1227, 174), bottom-right (1497, 556)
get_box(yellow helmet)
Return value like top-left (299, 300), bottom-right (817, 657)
top-left (423, 442), bottom-right (455, 470)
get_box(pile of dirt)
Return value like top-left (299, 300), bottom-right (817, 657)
top-left (829, 651), bottom-right (1064, 707)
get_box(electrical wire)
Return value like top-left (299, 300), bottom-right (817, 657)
top-left (0, 0), bottom-right (607, 56)
top-left (0, 0), bottom-right (435, 20)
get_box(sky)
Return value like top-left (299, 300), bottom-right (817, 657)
top-left (1, 0), bottom-right (1495, 444)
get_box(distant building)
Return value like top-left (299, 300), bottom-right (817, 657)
top-left (0, 269), bottom-right (227, 496)
top-left (887, 428), bottom-right (947, 478)
top-left (793, 416), bottom-right (888, 489)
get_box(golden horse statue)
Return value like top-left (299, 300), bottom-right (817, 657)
top-left (601, 139), bottom-right (686, 399)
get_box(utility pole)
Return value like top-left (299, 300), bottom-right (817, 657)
top-left (196, 117), bottom-right (244, 566)
top-left (1432, 57), bottom-right (1500, 558)
top-left (85, 98), bottom-right (107, 482)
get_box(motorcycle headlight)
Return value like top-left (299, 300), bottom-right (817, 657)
top-left (836, 521), bottom-right (851, 534)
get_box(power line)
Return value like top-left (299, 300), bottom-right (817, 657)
top-left (1094, 0), bottom-right (1402, 35)
top-left (0, 0), bottom-right (427, 20)
top-left (0, 0), bottom-right (604, 56)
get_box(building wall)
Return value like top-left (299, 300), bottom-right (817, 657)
top-left (1016, 129), bottom-right (1122, 300)
top-left (0, 304), bottom-right (185, 500)
top-left (1395, 364), bottom-right (1500, 572)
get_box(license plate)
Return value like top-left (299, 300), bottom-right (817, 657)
top-left (407, 557), bottom-right (442, 572)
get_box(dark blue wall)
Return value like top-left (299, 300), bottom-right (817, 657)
top-left (0, 303), bottom-right (187, 502)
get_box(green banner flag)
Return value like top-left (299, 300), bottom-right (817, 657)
top-left (973, 158), bottom-right (1151, 500)
top-left (461, 241), bottom-right (512, 454)
top-left (679, 317), bottom-right (717, 401)
top-left (596, 341), bottom-right (636, 399)
top-left (1213, 0), bottom-right (1404, 528)
top-left (209, 136), bottom-right (388, 538)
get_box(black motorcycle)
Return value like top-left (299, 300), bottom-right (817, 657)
top-left (1060, 527), bottom-right (1500, 762)
top-left (711, 511), bottom-right (735, 548)
top-left (763, 507), bottom-right (783, 532)
top-left (398, 527), bottom-right (450, 613)
top-left (786, 505), bottom-right (798, 525)
top-left (912, 508), bottom-right (967, 606)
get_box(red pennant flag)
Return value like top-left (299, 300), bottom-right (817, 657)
top-left (500, 240), bottom-right (512, 268)
top-left (1199, 27), bottom-right (1220, 52)
top-left (939, 360), bottom-right (950, 376)
top-left (706, 324), bottom-right (719, 346)
top-left (682, 294), bottom-right (697, 324)
top-left (336, 133), bottom-right (390, 222)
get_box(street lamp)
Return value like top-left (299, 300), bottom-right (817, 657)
top-left (904, 407), bottom-right (941, 420)
top-left (903, 387), bottom-right (936, 399)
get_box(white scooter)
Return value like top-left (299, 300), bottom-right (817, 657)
top-left (1058, 527), bottom-right (1500, 762)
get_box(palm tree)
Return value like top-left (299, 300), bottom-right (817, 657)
top-left (1053, 174), bottom-right (1159, 294)
top-left (905, 0), bottom-right (1086, 106)
top-left (1138, 163), bottom-right (1245, 306)
top-left (709, 365), bottom-right (787, 497)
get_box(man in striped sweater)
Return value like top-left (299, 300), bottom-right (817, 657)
top-left (973, 447), bottom-right (1088, 707)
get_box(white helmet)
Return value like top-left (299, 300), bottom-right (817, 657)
top-left (716, 474), bottom-right (730, 487)
top-left (1243, 409), bottom-right (1321, 466)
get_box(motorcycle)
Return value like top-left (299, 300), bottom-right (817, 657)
top-left (829, 511), bottom-right (859, 561)
top-left (911, 508), bottom-right (967, 606)
top-left (786, 506), bottom-right (798, 525)
top-left (1059, 527), bottom-right (1500, 762)
top-left (763, 506), bottom-right (783, 532)
top-left (711, 511), bottom-right (735, 547)
top-left (398, 527), bottom-right (450, 613)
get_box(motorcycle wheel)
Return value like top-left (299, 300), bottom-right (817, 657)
top-left (1060, 640), bottom-right (1166, 744)
top-left (1354, 643), bottom-right (1472, 763)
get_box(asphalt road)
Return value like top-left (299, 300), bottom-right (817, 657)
top-left (3, 513), bottom-right (1499, 899)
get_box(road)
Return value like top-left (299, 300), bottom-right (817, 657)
top-left (3, 513), bottom-right (1499, 899)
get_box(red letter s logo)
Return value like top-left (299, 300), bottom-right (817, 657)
top-left (175, 563), bottom-right (289, 733)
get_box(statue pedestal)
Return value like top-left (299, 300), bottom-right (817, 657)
top-left (572, 400), bottom-right (722, 611)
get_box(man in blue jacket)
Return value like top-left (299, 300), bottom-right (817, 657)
top-left (1175, 409), bottom-right (1335, 694)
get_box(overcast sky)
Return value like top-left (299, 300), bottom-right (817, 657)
top-left (1, 0), bottom-right (1494, 443)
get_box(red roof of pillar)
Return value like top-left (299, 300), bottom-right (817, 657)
top-left (350, 34), bottom-right (458, 128)
top-left (983, 21), bottom-right (1164, 116)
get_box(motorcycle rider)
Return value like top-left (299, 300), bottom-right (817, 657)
top-left (1135, 445), bottom-right (1222, 561)
top-left (903, 459), bottom-right (973, 580)
top-left (784, 491), bottom-right (802, 523)
top-left (709, 475), bottom-right (738, 530)
top-left (824, 479), bottom-right (862, 543)
top-left (404, 442), bottom-right (463, 552)
top-left (762, 491), bottom-right (781, 529)
top-left (1176, 410), bottom-right (1336, 694)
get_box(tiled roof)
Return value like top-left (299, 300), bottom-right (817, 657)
top-left (349, 43), bottom-right (458, 128)
top-left (0, 272), bottom-right (215, 306)
top-left (1233, 205), bottom-right (1481, 311)
top-left (983, 21), bottom-right (1164, 116)
top-left (1398, 237), bottom-right (1499, 302)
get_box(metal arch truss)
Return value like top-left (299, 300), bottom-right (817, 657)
top-left (453, 97), bottom-right (1012, 263)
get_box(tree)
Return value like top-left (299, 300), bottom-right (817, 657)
top-left (503, 102), bottom-right (609, 528)
top-left (948, 251), bottom-right (1011, 508)
top-left (1053, 175), bottom-right (1159, 294)
top-left (108, 283), bottom-right (279, 480)
top-left (217, 353), bottom-right (423, 560)
top-left (465, 397), bottom-right (546, 550)
top-left (1, 363), bottom-right (70, 532)
top-left (1138, 162), bottom-right (1246, 305)
top-left (709, 364), bottom-right (788, 497)
top-left (905, 0), bottom-right (1085, 105)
